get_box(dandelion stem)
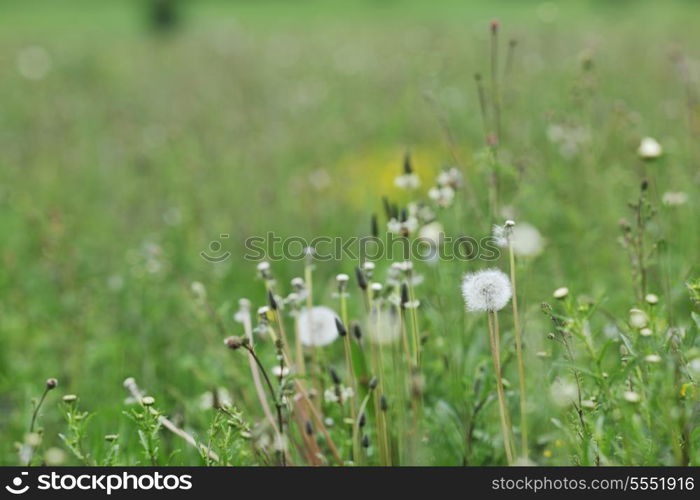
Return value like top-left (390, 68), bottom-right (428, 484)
top-left (244, 345), bottom-right (286, 466)
top-left (29, 386), bottom-right (50, 434)
top-left (487, 310), bottom-right (514, 465)
top-left (508, 241), bottom-right (528, 458)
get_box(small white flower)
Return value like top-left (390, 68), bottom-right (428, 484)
top-left (640, 328), bottom-right (653, 337)
top-left (191, 281), bottom-right (206, 301)
top-left (644, 354), bottom-right (661, 364)
top-left (629, 308), bottom-right (648, 329)
top-left (272, 365), bottom-right (290, 378)
top-left (662, 191), bottom-right (688, 206)
top-left (428, 186), bottom-right (455, 207)
top-left (436, 167), bottom-right (463, 188)
top-left (394, 173), bottom-right (421, 190)
top-left (623, 391), bottom-right (641, 403)
top-left (645, 293), bottom-right (659, 305)
top-left (370, 282), bottom-right (383, 292)
top-left (553, 287), bottom-right (569, 300)
top-left (257, 261), bottom-right (270, 272)
top-left (324, 389), bottom-right (338, 403)
top-left (638, 137), bottom-right (662, 159)
top-left (297, 306), bottom-right (339, 347)
top-left (461, 268), bottom-right (512, 312)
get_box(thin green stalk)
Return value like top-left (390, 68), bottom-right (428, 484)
top-left (487, 310), bottom-right (514, 465)
top-left (508, 241), bottom-right (528, 458)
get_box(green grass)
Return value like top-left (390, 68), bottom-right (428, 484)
top-left (1, 0), bottom-right (699, 466)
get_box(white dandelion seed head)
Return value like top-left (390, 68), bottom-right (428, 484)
top-left (17, 45), bottom-right (52, 81)
top-left (271, 365), bottom-right (290, 378)
top-left (367, 305), bottom-right (401, 345)
top-left (418, 221), bottom-right (444, 246)
top-left (662, 191), bottom-right (688, 206)
top-left (550, 378), bottom-right (578, 407)
top-left (492, 224), bottom-right (508, 247)
top-left (510, 223), bottom-right (544, 257)
top-left (428, 186), bottom-right (455, 207)
top-left (638, 137), bottom-right (662, 159)
top-left (436, 167), bottom-right (463, 188)
top-left (629, 308), bottom-right (648, 329)
top-left (645, 293), bottom-right (659, 305)
top-left (191, 281), bottom-right (206, 300)
top-left (461, 268), bottom-right (512, 312)
top-left (623, 391), bottom-right (641, 403)
top-left (387, 218), bottom-right (401, 234)
top-left (297, 306), bottom-right (339, 347)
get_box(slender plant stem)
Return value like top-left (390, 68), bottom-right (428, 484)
top-left (245, 345), bottom-right (286, 466)
top-left (29, 387), bottom-right (50, 434)
top-left (339, 292), bottom-right (360, 462)
top-left (508, 241), bottom-right (528, 458)
top-left (487, 311), bottom-right (514, 465)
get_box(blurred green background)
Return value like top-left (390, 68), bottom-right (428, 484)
top-left (1, 0), bottom-right (698, 464)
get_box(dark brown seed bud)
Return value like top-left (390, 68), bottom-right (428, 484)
top-left (368, 376), bottom-right (378, 390)
top-left (371, 214), bottom-right (379, 238)
top-left (403, 151), bottom-right (413, 175)
top-left (352, 321), bottom-right (362, 341)
top-left (330, 367), bottom-right (341, 386)
top-left (46, 378), bottom-right (58, 390)
top-left (305, 420), bottom-right (314, 436)
top-left (380, 394), bottom-right (388, 411)
top-left (641, 179), bottom-right (649, 192)
top-left (358, 412), bottom-right (366, 428)
top-left (267, 290), bottom-right (278, 310)
top-left (382, 197), bottom-right (392, 219)
top-left (400, 283), bottom-right (410, 308)
top-left (335, 317), bottom-right (347, 337)
top-left (224, 336), bottom-right (248, 350)
top-left (355, 266), bottom-right (367, 291)
top-left (361, 434), bottom-right (370, 448)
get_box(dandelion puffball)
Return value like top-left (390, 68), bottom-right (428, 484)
top-left (367, 306), bottom-right (401, 345)
top-left (637, 137), bottom-right (662, 159)
top-left (461, 268), bottom-right (512, 312)
top-left (623, 391), bottom-right (641, 403)
top-left (493, 222), bottom-right (544, 258)
top-left (550, 379), bottom-right (578, 407)
top-left (297, 306), bottom-right (340, 347)
top-left (629, 308), bottom-right (648, 329)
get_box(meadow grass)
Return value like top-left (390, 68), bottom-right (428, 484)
top-left (1, 0), bottom-right (699, 465)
